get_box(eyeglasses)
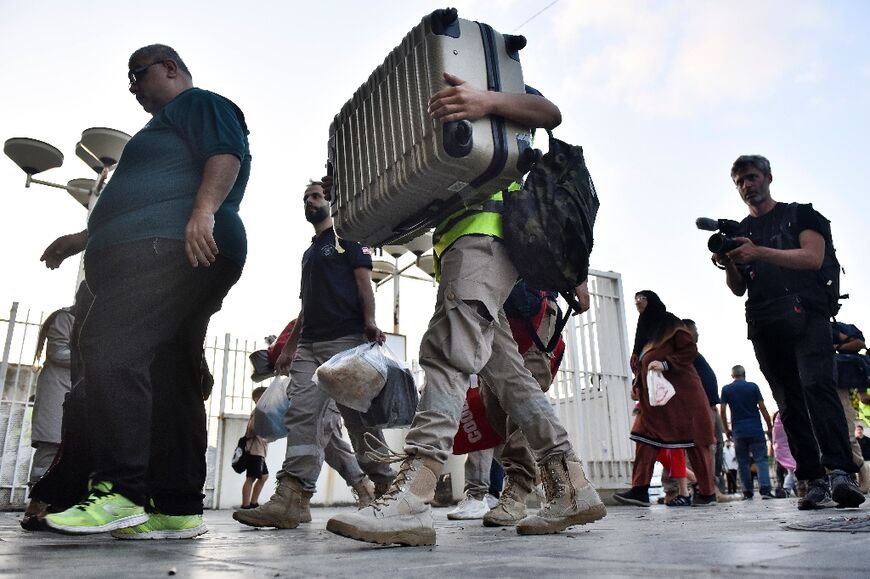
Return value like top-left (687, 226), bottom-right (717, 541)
top-left (127, 61), bottom-right (164, 87)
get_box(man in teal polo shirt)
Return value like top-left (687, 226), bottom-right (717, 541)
top-left (40, 44), bottom-right (250, 539)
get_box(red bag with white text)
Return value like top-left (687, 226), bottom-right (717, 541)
top-left (452, 379), bottom-right (503, 455)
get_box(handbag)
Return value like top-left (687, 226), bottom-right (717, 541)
top-left (745, 294), bottom-right (807, 340)
top-left (452, 380), bottom-right (504, 454)
top-left (647, 368), bottom-right (676, 407)
top-left (231, 436), bottom-right (250, 474)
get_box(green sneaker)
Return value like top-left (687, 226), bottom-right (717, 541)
top-left (46, 481), bottom-right (147, 534)
top-left (111, 513), bottom-right (207, 540)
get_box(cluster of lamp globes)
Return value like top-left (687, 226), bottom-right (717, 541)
top-left (4, 128), bottom-right (436, 280)
top-left (3, 128), bottom-right (131, 208)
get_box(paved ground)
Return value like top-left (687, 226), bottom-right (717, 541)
top-left (1, 498), bottom-right (867, 578)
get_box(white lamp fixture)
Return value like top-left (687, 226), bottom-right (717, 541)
top-left (3, 138), bottom-right (63, 175)
top-left (381, 244), bottom-right (408, 259)
top-left (403, 231), bottom-right (433, 256)
top-left (416, 254), bottom-right (436, 278)
top-left (371, 260), bottom-right (397, 283)
top-left (4, 127), bottom-right (131, 208)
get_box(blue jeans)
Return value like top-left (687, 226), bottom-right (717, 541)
top-left (734, 435), bottom-right (771, 496)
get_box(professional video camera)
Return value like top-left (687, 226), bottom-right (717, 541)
top-left (695, 217), bottom-right (743, 254)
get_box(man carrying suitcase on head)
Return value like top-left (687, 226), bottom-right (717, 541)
top-left (328, 73), bottom-right (606, 547)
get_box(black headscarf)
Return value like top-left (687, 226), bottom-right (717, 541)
top-left (632, 290), bottom-right (682, 359)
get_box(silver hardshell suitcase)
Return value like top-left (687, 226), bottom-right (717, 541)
top-left (329, 8), bottom-right (534, 247)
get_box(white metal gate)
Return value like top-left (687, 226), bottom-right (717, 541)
top-left (0, 270), bottom-right (632, 509)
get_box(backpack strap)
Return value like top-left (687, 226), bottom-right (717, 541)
top-left (525, 299), bottom-right (571, 354)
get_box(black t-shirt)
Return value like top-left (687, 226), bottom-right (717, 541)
top-left (299, 228), bottom-right (373, 342)
top-left (737, 202), bottom-right (826, 311)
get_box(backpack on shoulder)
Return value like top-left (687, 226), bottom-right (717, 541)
top-left (784, 203), bottom-right (844, 318)
top-left (503, 130), bottom-right (600, 315)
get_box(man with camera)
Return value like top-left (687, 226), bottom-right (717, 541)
top-left (715, 155), bottom-right (863, 510)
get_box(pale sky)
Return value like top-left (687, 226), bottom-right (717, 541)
top-left (2, 0), bottom-right (869, 407)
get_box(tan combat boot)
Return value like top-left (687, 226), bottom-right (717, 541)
top-left (326, 455), bottom-right (440, 546)
top-left (233, 475), bottom-right (312, 529)
top-left (352, 476), bottom-right (376, 508)
top-left (483, 477), bottom-right (533, 527)
top-left (516, 454), bottom-right (607, 535)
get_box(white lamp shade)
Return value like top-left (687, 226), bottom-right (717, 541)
top-left (4, 138), bottom-right (63, 175)
top-left (66, 179), bottom-right (95, 207)
top-left (416, 254), bottom-right (436, 278)
top-left (381, 244), bottom-right (408, 259)
top-left (75, 143), bottom-right (103, 174)
top-left (371, 259), bottom-right (397, 283)
top-left (403, 231), bottom-right (433, 256)
top-left (80, 127), bottom-right (131, 168)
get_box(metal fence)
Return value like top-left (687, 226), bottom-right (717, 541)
top-left (0, 272), bottom-right (632, 509)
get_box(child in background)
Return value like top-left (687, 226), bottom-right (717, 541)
top-left (771, 412), bottom-right (796, 496)
top-left (241, 386), bottom-right (269, 509)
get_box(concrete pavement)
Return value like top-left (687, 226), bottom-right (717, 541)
top-left (1, 498), bottom-right (867, 578)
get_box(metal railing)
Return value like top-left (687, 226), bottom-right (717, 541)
top-left (0, 272), bottom-right (632, 509)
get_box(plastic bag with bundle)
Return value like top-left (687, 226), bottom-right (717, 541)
top-left (314, 343), bottom-right (388, 412)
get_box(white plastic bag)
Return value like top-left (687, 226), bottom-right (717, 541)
top-left (314, 343), bottom-right (388, 411)
top-left (647, 368), bottom-right (676, 406)
top-left (253, 376), bottom-right (290, 441)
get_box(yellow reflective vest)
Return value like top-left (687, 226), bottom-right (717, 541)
top-left (431, 182), bottom-right (521, 280)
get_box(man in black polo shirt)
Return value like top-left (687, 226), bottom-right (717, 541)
top-left (234, 180), bottom-right (395, 529)
top-left (716, 154), bottom-right (863, 510)
top-left (682, 319), bottom-right (725, 491)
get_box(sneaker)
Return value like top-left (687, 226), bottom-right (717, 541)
top-left (665, 495), bottom-right (692, 507)
top-left (798, 478), bottom-right (835, 510)
top-left (760, 490), bottom-right (777, 500)
top-left (447, 493), bottom-right (490, 520)
top-left (484, 493), bottom-right (498, 510)
top-left (613, 487), bottom-right (650, 507)
top-left (45, 481), bottom-right (147, 534)
top-left (830, 470), bottom-right (866, 509)
top-left (111, 513), bottom-right (207, 540)
top-left (691, 493), bottom-right (717, 507)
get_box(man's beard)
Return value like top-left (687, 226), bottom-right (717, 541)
top-left (305, 206), bottom-right (330, 224)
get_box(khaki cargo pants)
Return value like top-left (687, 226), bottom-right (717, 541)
top-left (480, 302), bottom-right (557, 491)
top-left (403, 235), bottom-right (573, 468)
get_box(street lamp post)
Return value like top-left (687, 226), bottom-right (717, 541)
top-left (4, 127), bottom-right (131, 286)
top-left (374, 232), bottom-right (435, 334)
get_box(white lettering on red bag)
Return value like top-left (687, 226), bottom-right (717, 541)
top-left (459, 402), bottom-right (482, 443)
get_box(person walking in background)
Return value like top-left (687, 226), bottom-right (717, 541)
top-left (771, 411), bottom-right (796, 496)
top-left (832, 321), bottom-right (867, 476)
top-left (614, 291), bottom-right (716, 508)
top-left (21, 307), bottom-right (75, 529)
top-left (723, 440), bottom-right (739, 494)
top-left (720, 366), bottom-right (775, 500)
top-left (240, 386), bottom-right (270, 510)
top-left (234, 179), bottom-right (395, 531)
top-left (856, 424), bottom-right (870, 493)
top-left (681, 319), bottom-right (725, 493)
